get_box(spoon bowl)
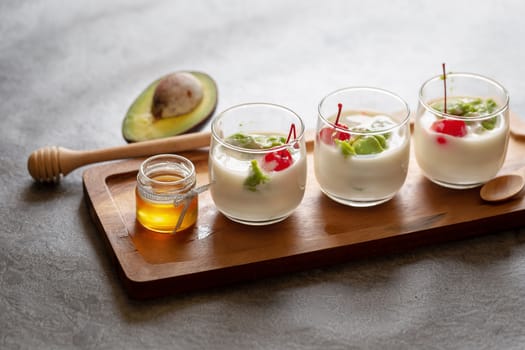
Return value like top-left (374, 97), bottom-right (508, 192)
top-left (480, 165), bottom-right (525, 202)
top-left (510, 112), bottom-right (525, 140)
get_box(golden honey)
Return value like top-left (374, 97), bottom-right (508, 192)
top-left (136, 155), bottom-right (197, 233)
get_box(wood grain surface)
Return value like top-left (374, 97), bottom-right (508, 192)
top-left (83, 134), bottom-right (525, 299)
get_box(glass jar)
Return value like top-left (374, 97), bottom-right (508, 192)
top-left (135, 154), bottom-right (197, 233)
top-left (314, 87), bottom-right (411, 207)
top-left (209, 103), bottom-right (307, 225)
top-left (413, 72), bottom-right (510, 189)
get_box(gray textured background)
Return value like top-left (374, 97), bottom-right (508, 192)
top-left (2, 0), bottom-right (525, 349)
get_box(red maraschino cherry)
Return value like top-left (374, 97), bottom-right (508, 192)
top-left (264, 149), bottom-right (293, 171)
top-left (431, 63), bottom-right (467, 144)
top-left (319, 103), bottom-right (351, 145)
top-left (431, 119), bottom-right (467, 137)
top-left (263, 123), bottom-right (296, 172)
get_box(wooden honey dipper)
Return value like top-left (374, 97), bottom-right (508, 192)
top-left (27, 131), bottom-right (211, 183)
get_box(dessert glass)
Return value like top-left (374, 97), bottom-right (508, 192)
top-left (314, 87), bottom-right (411, 207)
top-left (209, 103), bottom-right (307, 225)
top-left (413, 73), bottom-right (510, 189)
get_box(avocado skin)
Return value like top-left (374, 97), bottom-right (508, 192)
top-left (122, 71), bottom-right (218, 142)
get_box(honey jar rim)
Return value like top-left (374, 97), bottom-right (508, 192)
top-left (138, 154), bottom-right (196, 187)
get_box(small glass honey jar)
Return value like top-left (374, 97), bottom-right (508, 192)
top-left (135, 154), bottom-right (198, 233)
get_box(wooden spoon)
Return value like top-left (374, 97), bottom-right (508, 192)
top-left (480, 165), bottom-right (525, 202)
top-left (28, 131), bottom-right (211, 183)
top-left (510, 112), bottom-right (525, 140)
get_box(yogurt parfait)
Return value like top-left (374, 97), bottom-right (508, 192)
top-left (314, 87), bottom-right (411, 207)
top-left (209, 103), bottom-right (307, 225)
top-left (413, 72), bottom-right (510, 189)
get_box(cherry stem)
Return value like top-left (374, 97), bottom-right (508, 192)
top-left (334, 103), bottom-right (343, 126)
top-left (442, 62), bottom-right (447, 114)
top-left (286, 123), bottom-right (296, 143)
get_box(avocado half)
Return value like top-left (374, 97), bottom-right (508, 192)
top-left (122, 71), bottom-right (218, 142)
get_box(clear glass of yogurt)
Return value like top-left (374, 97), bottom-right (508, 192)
top-left (314, 87), bottom-right (411, 207)
top-left (209, 103), bottom-right (307, 225)
top-left (413, 73), bottom-right (510, 189)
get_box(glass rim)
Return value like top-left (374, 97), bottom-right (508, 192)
top-left (418, 72), bottom-right (510, 121)
top-left (138, 154), bottom-right (195, 186)
top-left (211, 102), bottom-right (305, 154)
top-left (318, 86), bottom-right (411, 135)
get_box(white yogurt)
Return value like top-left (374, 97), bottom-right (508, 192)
top-left (210, 144), bottom-right (307, 224)
top-left (413, 109), bottom-right (509, 188)
top-left (314, 113), bottom-right (410, 205)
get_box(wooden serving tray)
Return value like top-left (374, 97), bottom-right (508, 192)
top-left (83, 133), bottom-right (525, 299)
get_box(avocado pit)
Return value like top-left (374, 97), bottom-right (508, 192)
top-left (152, 72), bottom-right (204, 119)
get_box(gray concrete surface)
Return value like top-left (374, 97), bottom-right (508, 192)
top-left (2, 0), bottom-right (525, 348)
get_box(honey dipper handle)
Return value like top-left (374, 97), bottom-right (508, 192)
top-left (80, 131), bottom-right (211, 163)
top-left (28, 131), bottom-right (211, 182)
